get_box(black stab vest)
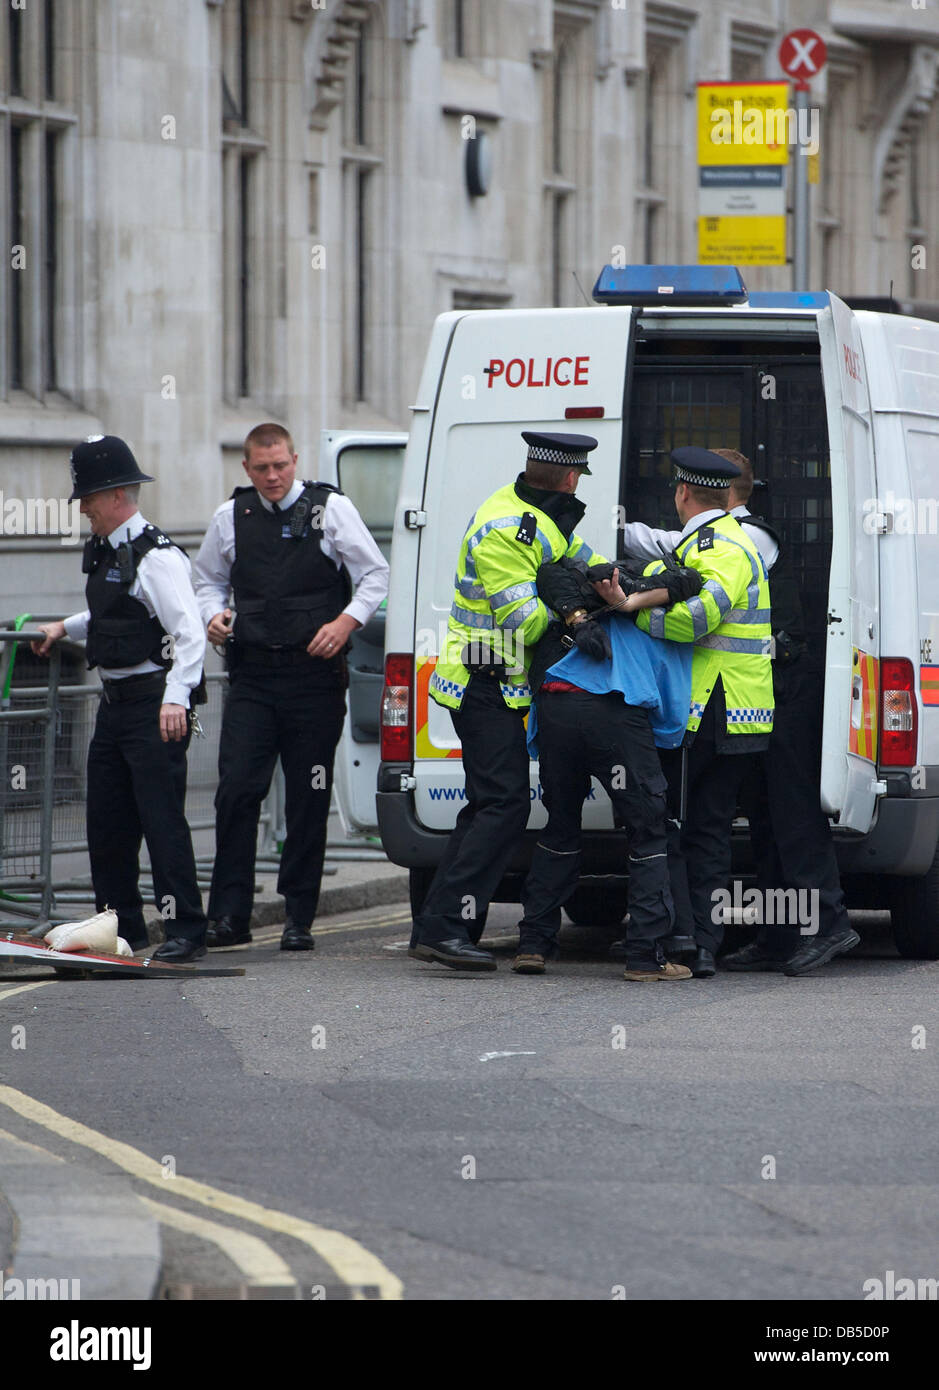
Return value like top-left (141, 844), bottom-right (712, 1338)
top-left (84, 527), bottom-right (177, 670)
top-left (230, 483), bottom-right (350, 649)
top-left (741, 515), bottom-right (806, 647)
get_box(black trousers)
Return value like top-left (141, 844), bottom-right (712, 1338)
top-left (414, 674), bottom-right (531, 947)
top-left (519, 690), bottom-right (673, 969)
top-left (208, 665), bottom-right (347, 925)
top-left (86, 688), bottom-right (206, 948)
top-left (660, 693), bottom-right (754, 954)
top-left (740, 659), bottom-right (850, 951)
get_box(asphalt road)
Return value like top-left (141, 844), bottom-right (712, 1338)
top-left (1, 906), bottom-right (937, 1302)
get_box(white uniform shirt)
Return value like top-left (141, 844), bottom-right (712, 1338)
top-left (620, 507), bottom-right (779, 571)
top-left (63, 512), bottom-right (206, 709)
top-left (730, 504), bottom-right (779, 570)
top-left (192, 479), bottom-right (390, 633)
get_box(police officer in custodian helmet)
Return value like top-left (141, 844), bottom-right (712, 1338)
top-left (33, 435), bottom-right (209, 962)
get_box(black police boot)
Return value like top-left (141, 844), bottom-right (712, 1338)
top-left (782, 926), bottom-right (860, 977)
top-left (281, 919), bottom-right (315, 952)
top-left (691, 947), bottom-right (717, 978)
top-left (206, 915), bottom-right (252, 949)
top-left (410, 938), bottom-right (497, 971)
top-left (722, 938), bottom-right (786, 972)
top-left (152, 939), bottom-right (207, 964)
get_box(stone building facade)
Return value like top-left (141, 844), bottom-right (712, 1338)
top-left (1, 0), bottom-right (937, 616)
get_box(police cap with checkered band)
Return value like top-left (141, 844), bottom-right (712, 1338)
top-left (670, 446), bottom-right (741, 489)
top-left (521, 431), bottom-right (598, 476)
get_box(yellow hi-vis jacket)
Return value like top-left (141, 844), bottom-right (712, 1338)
top-left (429, 479), bottom-right (607, 711)
top-left (635, 511), bottom-right (774, 743)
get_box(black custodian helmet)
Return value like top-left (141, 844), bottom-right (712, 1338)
top-left (68, 435), bottom-right (155, 501)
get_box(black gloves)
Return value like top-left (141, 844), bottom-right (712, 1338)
top-left (536, 553), bottom-right (702, 624)
top-left (536, 557), bottom-right (606, 619)
top-left (654, 555), bottom-right (704, 604)
top-left (572, 619), bottom-right (612, 661)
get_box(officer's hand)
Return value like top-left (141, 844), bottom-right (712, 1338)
top-left (31, 620), bottom-right (66, 656)
top-left (308, 614), bottom-right (358, 660)
top-left (159, 703), bottom-right (188, 743)
top-left (572, 619), bottom-right (612, 661)
top-left (207, 609), bottom-right (233, 647)
top-left (660, 566), bottom-right (704, 604)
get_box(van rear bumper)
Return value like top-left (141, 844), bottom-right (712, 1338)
top-left (379, 789), bottom-right (939, 879)
top-left (832, 797), bottom-right (939, 876)
top-left (376, 790), bottom-right (628, 875)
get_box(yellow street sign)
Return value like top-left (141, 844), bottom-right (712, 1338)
top-left (697, 83), bottom-right (792, 165)
top-left (698, 215), bottom-right (787, 266)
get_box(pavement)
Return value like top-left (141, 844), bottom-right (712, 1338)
top-left (0, 816), bottom-right (409, 1300)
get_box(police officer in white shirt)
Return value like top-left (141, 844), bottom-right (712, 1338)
top-left (193, 422), bottom-right (389, 952)
top-left (32, 435), bottom-right (209, 961)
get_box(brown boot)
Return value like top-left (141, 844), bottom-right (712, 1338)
top-left (511, 953), bottom-right (546, 975)
top-left (622, 961), bottom-right (692, 982)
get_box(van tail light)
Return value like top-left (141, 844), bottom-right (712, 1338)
top-left (879, 658), bottom-right (917, 766)
top-left (381, 653), bottom-right (413, 762)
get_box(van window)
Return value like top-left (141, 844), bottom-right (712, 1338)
top-left (336, 444), bottom-right (405, 565)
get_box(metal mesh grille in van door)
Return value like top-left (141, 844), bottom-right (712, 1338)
top-left (623, 360), bottom-right (831, 645)
top-left (757, 364), bottom-right (832, 643)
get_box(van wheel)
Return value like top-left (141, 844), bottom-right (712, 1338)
top-left (408, 867), bottom-right (436, 919)
top-left (563, 884), bottom-right (629, 927)
top-left (885, 845), bottom-right (939, 960)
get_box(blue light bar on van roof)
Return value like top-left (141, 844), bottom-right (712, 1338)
top-left (592, 264), bottom-right (748, 306)
top-left (747, 291), bottom-right (830, 309)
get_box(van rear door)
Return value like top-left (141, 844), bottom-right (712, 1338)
top-left (817, 293), bottom-right (881, 832)
top-left (318, 430), bottom-right (407, 836)
top-left (411, 306), bottom-right (633, 833)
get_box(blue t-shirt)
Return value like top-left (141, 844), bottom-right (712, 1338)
top-left (526, 613), bottom-right (691, 755)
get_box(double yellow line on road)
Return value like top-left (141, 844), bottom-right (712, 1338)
top-left (0, 963), bottom-right (404, 1299)
top-left (0, 1085), bottom-right (402, 1300)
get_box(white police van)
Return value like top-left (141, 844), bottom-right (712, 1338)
top-left (330, 266), bottom-right (939, 958)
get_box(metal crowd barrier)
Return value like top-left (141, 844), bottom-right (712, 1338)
top-left (0, 625), bottom-right (385, 933)
top-left (0, 639), bottom-right (280, 929)
top-left (0, 630), bottom-right (60, 924)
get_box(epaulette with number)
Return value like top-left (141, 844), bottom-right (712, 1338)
top-left (139, 524), bottom-right (173, 548)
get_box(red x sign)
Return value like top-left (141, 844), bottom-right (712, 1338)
top-left (779, 29), bottom-right (827, 90)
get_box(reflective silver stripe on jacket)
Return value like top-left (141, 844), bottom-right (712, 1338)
top-left (489, 580), bottom-right (538, 611)
top-left (502, 597), bottom-right (539, 630)
top-left (456, 571), bottom-right (487, 600)
top-left (466, 515), bottom-right (555, 559)
top-left (701, 578), bottom-right (733, 618)
top-left (685, 595), bottom-right (710, 638)
top-left (724, 606), bottom-right (771, 625)
top-left (695, 633), bottom-right (768, 654)
top-left (451, 602), bottom-right (494, 630)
